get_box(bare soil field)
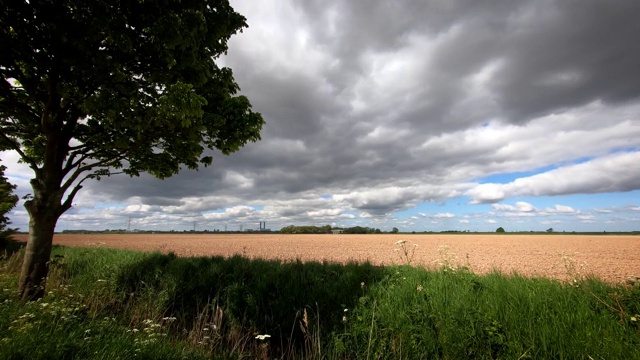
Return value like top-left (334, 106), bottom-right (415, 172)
top-left (12, 233), bottom-right (640, 283)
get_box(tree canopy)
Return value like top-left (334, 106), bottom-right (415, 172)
top-left (0, 0), bottom-right (264, 299)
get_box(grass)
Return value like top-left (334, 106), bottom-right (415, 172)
top-left (1, 241), bottom-right (639, 359)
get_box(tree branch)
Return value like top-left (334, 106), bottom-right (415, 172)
top-left (0, 132), bottom-right (40, 172)
top-left (60, 176), bottom-right (87, 214)
top-left (59, 152), bottom-right (129, 196)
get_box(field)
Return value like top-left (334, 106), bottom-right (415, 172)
top-left (14, 233), bottom-right (639, 283)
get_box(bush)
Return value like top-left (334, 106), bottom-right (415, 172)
top-left (0, 163), bottom-right (18, 247)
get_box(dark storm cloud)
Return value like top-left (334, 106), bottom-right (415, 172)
top-left (494, 0), bottom-right (640, 121)
top-left (288, 0), bottom-right (640, 129)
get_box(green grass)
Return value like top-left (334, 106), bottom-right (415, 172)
top-left (1, 243), bottom-right (639, 359)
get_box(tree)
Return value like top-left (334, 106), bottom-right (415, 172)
top-left (496, 227), bottom-right (505, 233)
top-left (391, 227), bottom-right (399, 234)
top-left (0, 162), bottom-right (19, 246)
top-left (1, 0), bottom-right (264, 300)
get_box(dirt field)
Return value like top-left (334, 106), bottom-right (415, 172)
top-left (12, 233), bottom-right (640, 283)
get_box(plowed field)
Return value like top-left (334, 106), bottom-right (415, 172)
top-left (12, 233), bottom-right (639, 283)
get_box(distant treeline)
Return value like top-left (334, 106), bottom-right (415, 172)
top-left (279, 225), bottom-right (383, 234)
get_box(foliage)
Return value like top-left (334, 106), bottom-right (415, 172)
top-left (1, 0), bottom-right (264, 191)
top-left (1, 246), bottom-right (639, 359)
top-left (279, 225), bottom-right (383, 234)
top-left (391, 227), bottom-right (399, 234)
top-left (342, 226), bottom-right (382, 234)
top-left (0, 163), bottom-right (18, 246)
top-left (496, 226), bottom-right (506, 233)
top-left (0, 0), bottom-right (264, 299)
top-left (280, 224), bottom-right (333, 234)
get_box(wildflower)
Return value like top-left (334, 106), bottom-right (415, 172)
top-left (417, 285), bottom-right (424, 292)
top-left (162, 316), bottom-right (176, 322)
top-left (96, 279), bottom-right (107, 282)
top-left (360, 282), bottom-right (365, 288)
top-left (631, 316), bottom-right (638, 322)
top-left (203, 327), bottom-right (210, 331)
top-left (342, 316), bottom-right (347, 323)
top-left (344, 308), bottom-right (348, 312)
top-left (395, 240), bottom-right (407, 245)
top-left (255, 334), bottom-right (271, 340)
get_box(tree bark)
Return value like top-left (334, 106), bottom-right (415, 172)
top-left (18, 197), bottom-right (60, 301)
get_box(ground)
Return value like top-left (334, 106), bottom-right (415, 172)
top-left (12, 233), bottom-right (639, 283)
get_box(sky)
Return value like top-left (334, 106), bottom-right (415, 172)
top-left (3, 0), bottom-right (640, 233)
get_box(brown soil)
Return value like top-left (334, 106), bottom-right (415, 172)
top-left (12, 233), bottom-right (640, 283)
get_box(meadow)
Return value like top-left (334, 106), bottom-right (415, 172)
top-left (1, 234), bottom-right (639, 359)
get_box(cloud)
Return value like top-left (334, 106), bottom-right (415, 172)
top-left (467, 151), bottom-right (640, 203)
top-left (434, 213), bottom-right (456, 219)
top-left (3, 0), bottom-right (640, 232)
top-left (492, 202), bottom-right (535, 213)
top-left (202, 206), bottom-right (257, 221)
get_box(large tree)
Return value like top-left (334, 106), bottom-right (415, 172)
top-left (0, 0), bottom-right (264, 300)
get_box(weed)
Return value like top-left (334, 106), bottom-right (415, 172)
top-left (433, 244), bottom-right (466, 273)
top-left (393, 239), bottom-right (418, 265)
top-left (560, 251), bottom-right (588, 285)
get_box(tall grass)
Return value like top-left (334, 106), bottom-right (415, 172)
top-left (1, 242), bottom-right (639, 359)
top-left (329, 266), bottom-right (640, 359)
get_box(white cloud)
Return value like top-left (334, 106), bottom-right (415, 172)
top-left (492, 201), bottom-right (535, 212)
top-left (467, 151), bottom-right (640, 203)
top-left (202, 206), bottom-right (257, 220)
top-left (545, 205), bottom-right (578, 214)
top-left (434, 213), bottom-right (456, 218)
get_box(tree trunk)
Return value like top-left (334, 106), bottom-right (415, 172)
top-left (18, 198), bottom-right (60, 301)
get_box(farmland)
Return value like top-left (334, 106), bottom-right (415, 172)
top-left (13, 233), bottom-right (639, 283)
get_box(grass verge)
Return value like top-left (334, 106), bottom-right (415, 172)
top-left (1, 243), bottom-right (639, 359)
